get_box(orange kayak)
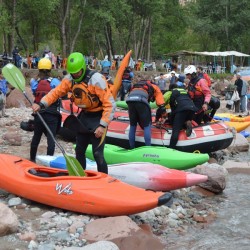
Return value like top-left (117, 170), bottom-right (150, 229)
top-left (112, 50), bottom-right (132, 99)
top-left (0, 154), bottom-right (172, 216)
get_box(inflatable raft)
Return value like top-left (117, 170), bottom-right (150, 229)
top-left (105, 116), bottom-right (234, 153)
top-left (59, 101), bottom-right (234, 153)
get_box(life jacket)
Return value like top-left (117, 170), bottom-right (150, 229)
top-left (187, 77), bottom-right (204, 100)
top-left (132, 80), bottom-right (155, 102)
top-left (170, 88), bottom-right (197, 114)
top-left (71, 69), bottom-right (102, 109)
top-left (34, 78), bottom-right (52, 104)
top-left (203, 73), bottom-right (211, 88)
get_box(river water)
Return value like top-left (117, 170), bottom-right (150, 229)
top-left (165, 171), bottom-right (250, 250)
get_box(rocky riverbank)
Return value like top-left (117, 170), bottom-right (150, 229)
top-left (0, 81), bottom-right (250, 249)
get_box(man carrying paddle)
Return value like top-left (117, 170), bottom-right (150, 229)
top-left (32, 52), bottom-right (116, 174)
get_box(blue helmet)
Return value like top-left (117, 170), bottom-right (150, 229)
top-left (178, 74), bottom-right (185, 83)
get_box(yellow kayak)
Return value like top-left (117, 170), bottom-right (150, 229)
top-left (216, 113), bottom-right (250, 122)
top-left (224, 121), bottom-right (250, 132)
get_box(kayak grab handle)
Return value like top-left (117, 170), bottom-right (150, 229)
top-left (193, 150), bottom-right (201, 154)
top-left (157, 192), bottom-right (172, 206)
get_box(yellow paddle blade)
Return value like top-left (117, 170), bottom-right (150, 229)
top-left (98, 127), bottom-right (107, 147)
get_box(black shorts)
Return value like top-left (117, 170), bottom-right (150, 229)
top-left (127, 101), bottom-right (151, 128)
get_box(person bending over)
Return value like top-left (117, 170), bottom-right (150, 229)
top-left (126, 75), bottom-right (166, 149)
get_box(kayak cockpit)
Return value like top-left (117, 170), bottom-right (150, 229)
top-left (25, 167), bottom-right (103, 180)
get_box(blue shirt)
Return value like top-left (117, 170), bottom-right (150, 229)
top-left (30, 77), bottom-right (60, 95)
top-left (101, 60), bottom-right (111, 68)
top-left (0, 79), bottom-right (8, 95)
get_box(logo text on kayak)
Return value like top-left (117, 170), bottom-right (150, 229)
top-left (56, 183), bottom-right (73, 195)
top-left (143, 154), bottom-right (159, 158)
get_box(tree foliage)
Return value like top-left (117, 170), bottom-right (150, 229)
top-left (0, 0), bottom-right (250, 60)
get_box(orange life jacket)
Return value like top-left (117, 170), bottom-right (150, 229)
top-left (71, 70), bottom-right (102, 109)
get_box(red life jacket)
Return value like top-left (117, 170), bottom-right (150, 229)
top-left (187, 77), bottom-right (204, 99)
top-left (34, 78), bottom-right (52, 104)
top-left (203, 73), bottom-right (211, 88)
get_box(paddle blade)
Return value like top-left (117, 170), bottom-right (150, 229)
top-left (2, 63), bottom-right (26, 91)
top-left (98, 127), bottom-right (107, 147)
top-left (64, 155), bottom-right (86, 177)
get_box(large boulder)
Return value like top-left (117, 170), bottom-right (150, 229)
top-left (6, 87), bottom-right (34, 108)
top-left (0, 203), bottom-right (19, 236)
top-left (228, 133), bottom-right (249, 152)
top-left (82, 216), bottom-right (164, 250)
top-left (2, 131), bottom-right (22, 146)
top-left (192, 163), bottom-right (228, 194)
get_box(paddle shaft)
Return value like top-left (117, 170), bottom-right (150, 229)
top-left (23, 91), bottom-right (66, 155)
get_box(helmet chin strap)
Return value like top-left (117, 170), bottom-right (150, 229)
top-left (71, 69), bottom-right (85, 83)
top-left (191, 72), bottom-right (197, 78)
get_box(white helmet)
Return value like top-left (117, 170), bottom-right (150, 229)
top-left (184, 65), bottom-right (197, 75)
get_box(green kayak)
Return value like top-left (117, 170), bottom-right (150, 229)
top-left (85, 144), bottom-right (209, 170)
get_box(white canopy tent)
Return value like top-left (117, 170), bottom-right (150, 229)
top-left (165, 50), bottom-right (250, 73)
top-left (191, 51), bottom-right (250, 57)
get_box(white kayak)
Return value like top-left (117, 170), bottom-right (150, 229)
top-left (36, 155), bottom-right (208, 191)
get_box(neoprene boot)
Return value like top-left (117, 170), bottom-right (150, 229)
top-left (30, 146), bottom-right (37, 163)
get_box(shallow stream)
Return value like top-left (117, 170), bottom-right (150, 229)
top-left (166, 171), bottom-right (250, 250)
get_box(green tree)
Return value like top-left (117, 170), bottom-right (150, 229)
top-left (189, 0), bottom-right (250, 51)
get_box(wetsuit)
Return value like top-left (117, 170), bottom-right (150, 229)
top-left (30, 77), bottom-right (61, 162)
top-left (126, 80), bottom-right (164, 148)
top-left (40, 70), bottom-right (116, 173)
top-left (168, 88), bottom-right (197, 149)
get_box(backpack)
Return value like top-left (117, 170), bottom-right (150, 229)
top-left (34, 78), bottom-right (52, 104)
top-left (132, 80), bottom-right (155, 102)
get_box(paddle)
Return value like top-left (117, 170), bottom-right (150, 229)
top-left (2, 63), bottom-right (85, 177)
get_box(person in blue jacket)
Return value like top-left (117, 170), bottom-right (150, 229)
top-left (30, 58), bottom-right (61, 162)
top-left (0, 69), bottom-right (9, 117)
top-left (120, 67), bottom-right (134, 101)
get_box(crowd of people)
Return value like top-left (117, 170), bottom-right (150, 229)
top-left (0, 47), bottom-right (64, 69)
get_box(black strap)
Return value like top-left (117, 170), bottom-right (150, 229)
top-left (72, 69), bottom-right (97, 87)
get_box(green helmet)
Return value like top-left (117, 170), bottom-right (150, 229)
top-left (67, 52), bottom-right (86, 82)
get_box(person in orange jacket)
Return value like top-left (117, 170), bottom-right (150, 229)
top-left (32, 52), bottom-right (116, 174)
top-left (126, 76), bottom-right (166, 148)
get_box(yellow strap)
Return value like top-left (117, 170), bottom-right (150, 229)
top-left (193, 150), bottom-right (201, 154)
